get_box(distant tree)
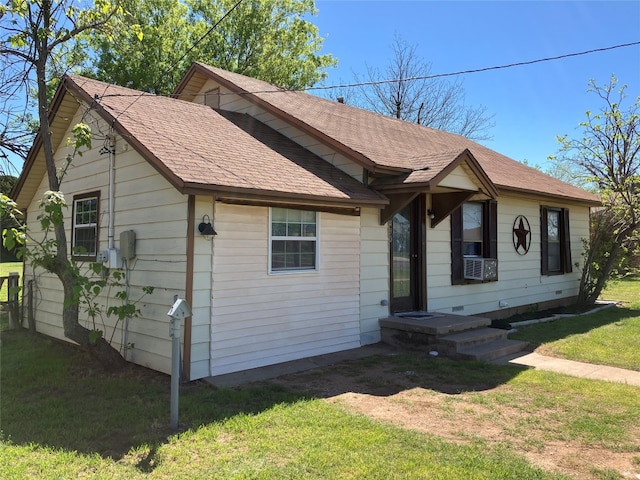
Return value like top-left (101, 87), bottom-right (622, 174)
top-left (553, 76), bottom-right (639, 305)
top-left (0, 55), bottom-right (37, 174)
top-left (0, 175), bottom-right (17, 195)
top-left (83, 0), bottom-right (336, 94)
top-left (0, 175), bottom-right (19, 262)
top-left (353, 34), bottom-right (494, 141)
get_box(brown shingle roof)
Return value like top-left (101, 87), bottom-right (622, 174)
top-left (185, 63), bottom-right (600, 205)
top-left (64, 75), bottom-right (386, 207)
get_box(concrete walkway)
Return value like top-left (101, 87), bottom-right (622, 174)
top-left (493, 351), bottom-right (640, 386)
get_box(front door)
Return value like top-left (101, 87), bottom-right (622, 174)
top-left (390, 197), bottom-right (424, 313)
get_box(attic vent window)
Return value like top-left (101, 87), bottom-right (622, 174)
top-left (204, 87), bottom-right (220, 109)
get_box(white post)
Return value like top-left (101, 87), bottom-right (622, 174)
top-left (167, 298), bottom-right (191, 430)
top-left (169, 315), bottom-right (181, 429)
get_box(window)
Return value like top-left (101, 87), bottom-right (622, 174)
top-left (270, 208), bottom-right (317, 272)
top-left (451, 200), bottom-right (497, 284)
top-left (541, 206), bottom-right (572, 275)
top-left (204, 87), bottom-right (220, 109)
top-left (72, 193), bottom-right (99, 259)
top-left (463, 202), bottom-right (483, 257)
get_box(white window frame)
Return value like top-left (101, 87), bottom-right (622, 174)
top-left (269, 207), bottom-right (319, 274)
top-left (72, 193), bottom-right (99, 259)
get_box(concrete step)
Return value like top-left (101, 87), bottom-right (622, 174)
top-left (456, 338), bottom-right (530, 362)
top-left (440, 327), bottom-right (508, 351)
top-left (379, 313), bottom-right (491, 336)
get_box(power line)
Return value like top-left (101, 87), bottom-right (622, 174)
top-left (113, 0), bottom-right (246, 122)
top-left (91, 39), bottom-right (640, 102)
top-left (305, 41), bottom-right (640, 92)
top-left (151, 0), bottom-right (246, 92)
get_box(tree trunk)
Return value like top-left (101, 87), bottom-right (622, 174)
top-left (578, 213), bottom-right (633, 307)
top-left (59, 265), bottom-right (127, 370)
top-left (34, 10), bottom-right (126, 370)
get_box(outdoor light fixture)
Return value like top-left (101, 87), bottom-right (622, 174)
top-left (427, 209), bottom-right (436, 220)
top-left (198, 214), bottom-right (217, 239)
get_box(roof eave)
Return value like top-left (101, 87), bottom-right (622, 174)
top-left (497, 185), bottom-right (601, 206)
top-left (181, 182), bottom-right (389, 209)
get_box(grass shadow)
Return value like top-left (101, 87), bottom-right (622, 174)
top-left (1, 328), bottom-right (526, 469)
top-left (262, 347), bottom-right (526, 399)
top-left (0, 329), bottom-right (309, 470)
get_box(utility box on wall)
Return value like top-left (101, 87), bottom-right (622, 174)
top-left (120, 230), bottom-right (136, 261)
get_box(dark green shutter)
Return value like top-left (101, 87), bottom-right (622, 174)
top-left (451, 207), bottom-right (463, 285)
top-left (562, 208), bottom-right (572, 273)
top-left (485, 200), bottom-right (498, 258)
top-left (540, 206), bottom-right (549, 275)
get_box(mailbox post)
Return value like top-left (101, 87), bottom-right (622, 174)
top-left (167, 298), bottom-right (191, 429)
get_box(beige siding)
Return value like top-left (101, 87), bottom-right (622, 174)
top-left (190, 196), bottom-right (215, 379)
top-left (209, 203), bottom-right (361, 376)
top-left (425, 194), bottom-right (591, 315)
top-left (437, 164), bottom-right (480, 191)
top-left (359, 207), bottom-right (390, 343)
top-left (24, 107), bottom-right (189, 376)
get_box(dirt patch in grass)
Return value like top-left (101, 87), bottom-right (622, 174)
top-left (266, 347), bottom-right (640, 480)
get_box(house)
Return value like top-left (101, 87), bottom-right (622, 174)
top-left (12, 63), bottom-right (600, 380)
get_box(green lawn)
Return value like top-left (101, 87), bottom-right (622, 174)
top-left (601, 276), bottom-right (640, 307)
top-left (0, 261), bottom-right (21, 302)
top-left (1, 277), bottom-right (638, 479)
top-left (510, 277), bottom-right (640, 371)
top-left (0, 330), bottom-right (572, 479)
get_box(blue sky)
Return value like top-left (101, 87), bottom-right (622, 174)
top-left (310, 0), bottom-right (640, 167)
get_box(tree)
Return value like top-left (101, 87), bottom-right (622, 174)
top-left (1, 0), bottom-right (128, 367)
top-left (353, 34), bottom-right (494, 141)
top-left (0, 53), bottom-right (37, 174)
top-left (83, 0), bottom-right (336, 95)
top-left (553, 76), bottom-right (639, 305)
top-left (0, 175), bottom-right (19, 262)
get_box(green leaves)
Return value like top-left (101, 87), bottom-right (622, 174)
top-left (1, 194), bottom-right (26, 259)
top-left (83, 0), bottom-right (335, 95)
top-left (71, 123), bottom-right (92, 150)
top-left (38, 190), bottom-right (67, 229)
top-left (88, 329), bottom-right (103, 345)
top-left (2, 227), bottom-right (25, 258)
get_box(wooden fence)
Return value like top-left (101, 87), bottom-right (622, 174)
top-left (1, 272), bottom-right (20, 329)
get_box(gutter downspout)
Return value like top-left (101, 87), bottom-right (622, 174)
top-left (103, 134), bottom-right (130, 358)
top-left (107, 134), bottom-right (116, 250)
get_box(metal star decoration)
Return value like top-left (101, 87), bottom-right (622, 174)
top-left (513, 215), bottom-right (531, 255)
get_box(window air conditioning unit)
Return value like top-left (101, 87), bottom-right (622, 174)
top-left (464, 258), bottom-right (498, 281)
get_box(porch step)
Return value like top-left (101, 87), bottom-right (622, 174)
top-left (440, 327), bottom-right (508, 351)
top-left (456, 338), bottom-right (530, 362)
top-left (379, 312), bottom-right (529, 362)
top-left (379, 313), bottom-right (491, 336)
